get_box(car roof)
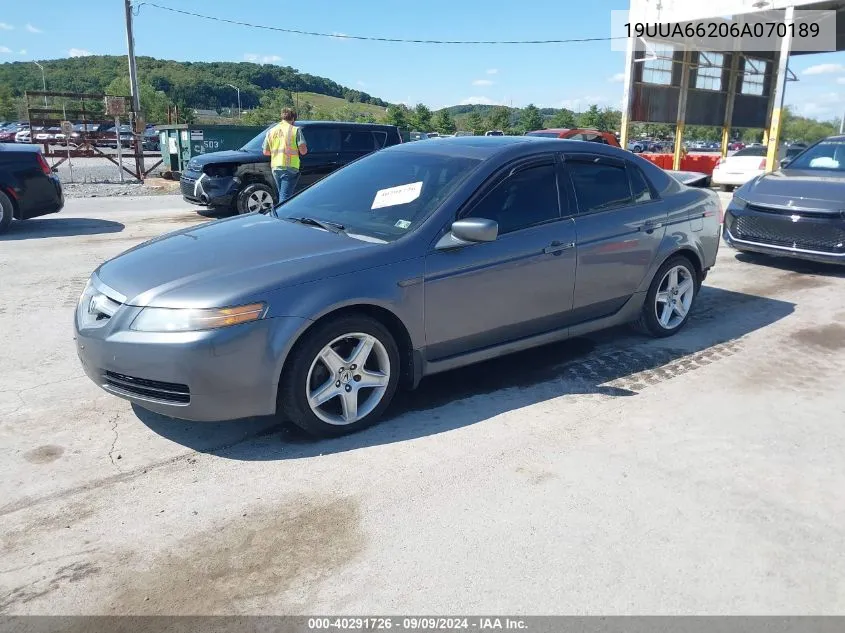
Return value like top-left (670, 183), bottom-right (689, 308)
top-left (381, 134), bottom-right (635, 160)
top-left (296, 120), bottom-right (397, 130)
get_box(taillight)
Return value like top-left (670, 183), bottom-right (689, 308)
top-left (36, 152), bottom-right (52, 176)
top-left (758, 158), bottom-right (767, 169)
top-left (715, 158), bottom-right (725, 168)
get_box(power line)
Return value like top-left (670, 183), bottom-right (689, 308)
top-left (135, 2), bottom-right (625, 45)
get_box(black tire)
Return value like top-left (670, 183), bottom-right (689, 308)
top-left (635, 255), bottom-right (699, 338)
top-left (236, 182), bottom-right (276, 215)
top-left (279, 315), bottom-right (401, 438)
top-left (0, 190), bottom-right (13, 234)
top-left (719, 184), bottom-right (735, 193)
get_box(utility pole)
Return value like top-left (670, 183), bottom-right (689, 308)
top-left (227, 84), bottom-right (241, 118)
top-left (33, 62), bottom-right (47, 107)
top-left (124, 0), bottom-right (144, 177)
top-left (840, 109), bottom-right (845, 135)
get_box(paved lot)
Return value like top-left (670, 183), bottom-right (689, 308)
top-left (1, 194), bottom-right (844, 615)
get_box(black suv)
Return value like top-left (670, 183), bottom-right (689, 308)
top-left (180, 121), bottom-right (403, 214)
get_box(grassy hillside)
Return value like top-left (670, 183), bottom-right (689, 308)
top-left (296, 92), bottom-right (387, 118)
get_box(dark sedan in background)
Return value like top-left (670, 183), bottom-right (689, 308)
top-left (723, 135), bottom-right (845, 265)
top-left (76, 136), bottom-right (721, 437)
top-left (0, 143), bottom-right (64, 234)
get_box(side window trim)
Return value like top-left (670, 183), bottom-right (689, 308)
top-left (625, 161), bottom-right (661, 204)
top-left (454, 153), bottom-right (563, 236)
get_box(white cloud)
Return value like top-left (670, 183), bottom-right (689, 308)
top-left (486, 68), bottom-right (498, 75)
top-left (608, 72), bottom-right (625, 83)
top-left (458, 96), bottom-right (499, 106)
top-left (789, 91), bottom-right (842, 119)
top-left (243, 53), bottom-right (282, 64)
top-left (357, 80), bottom-right (366, 87)
top-left (559, 95), bottom-right (608, 110)
top-left (25, 23), bottom-right (42, 33)
top-left (68, 48), bottom-right (92, 57)
top-left (0, 22), bottom-right (13, 30)
top-left (0, 46), bottom-right (11, 54)
top-left (803, 63), bottom-right (845, 75)
top-left (472, 79), bottom-right (494, 86)
top-left (18, 49), bottom-right (26, 55)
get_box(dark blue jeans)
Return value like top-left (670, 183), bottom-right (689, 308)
top-left (273, 168), bottom-right (300, 204)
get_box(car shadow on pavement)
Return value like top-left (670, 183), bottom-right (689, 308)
top-left (134, 286), bottom-right (795, 460)
top-left (734, 252), bottom-right (845, 278)
top-left (0, 217), bottom-right (125, 240)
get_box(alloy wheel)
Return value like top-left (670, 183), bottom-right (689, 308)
top-left (305, 332), bottom-right (391, 425)
top-left (246, 190), bottom-right (273, 213)
top-left (654, 264), bottom-right (695, 330)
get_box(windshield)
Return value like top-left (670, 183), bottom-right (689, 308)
top-left (785, 140), bottom-right (845, 171)
top-left (275, 150), bottom-right (481, 242)
top-left (241, 125), bottom-right (274, 152)
top-left (731, 146), bottom-right (767, 157)
top-left (526, 131), bottom-right (561, 138)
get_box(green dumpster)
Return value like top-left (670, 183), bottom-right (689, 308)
top-left (157, 124), bottom-right (267, 177)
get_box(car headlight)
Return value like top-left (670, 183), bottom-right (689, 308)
top-left (729, 193), bottom-right (748, 210)
top-left (130, 302), bottom-right (267, 332)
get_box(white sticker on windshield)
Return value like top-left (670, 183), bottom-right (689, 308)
top-left (809, 156), bottom-right (839, 169)
top-left (395, 219), bottom-right (411, 229)
top-left (371, 181), bottom-right (423, 209)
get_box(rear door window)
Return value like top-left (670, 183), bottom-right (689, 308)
top-left (341, 129), bottom-right (377, 152)
top-left (566, 158), bottom-right (634, 213)
top-left (373, 131), bottom-right (389, 148)
top-left (304, 126), bottom-right (341, 153)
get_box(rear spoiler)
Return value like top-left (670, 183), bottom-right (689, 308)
top-left (665, 170), bottom-right (710, 188)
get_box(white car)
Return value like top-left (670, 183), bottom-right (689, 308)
top-left (711, 145), bottom-right (770, 191)
top-left (14, 129), bottom-right (31, 143)
top-left (712, 144), bottom-right (809, 191)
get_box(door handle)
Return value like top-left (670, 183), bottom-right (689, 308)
top-left (637, 221), bottom-right (663, 233)
top-left (543, 241), bottom-right (575, 255)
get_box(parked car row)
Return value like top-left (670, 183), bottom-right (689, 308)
top-left (0, 121), bottom-right (160, 150)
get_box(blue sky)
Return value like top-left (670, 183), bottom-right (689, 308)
top-left (1, 0), bottom-right (845, 119)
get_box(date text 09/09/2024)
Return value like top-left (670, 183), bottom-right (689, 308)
top-left (624, 21), bottom-right (820, 39)
top-left (307, 617), bottom-right (528, 630)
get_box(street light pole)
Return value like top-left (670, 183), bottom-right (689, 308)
top-left (33, 61), bottom-right (47, 106)
top-left (226, 84), bottom-right (241, 118)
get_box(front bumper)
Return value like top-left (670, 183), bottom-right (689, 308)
top-left (74, 293), bottom-right (308, 421)
top-left (723, 207), bottom-right (845, 266)
top-left (180, 170), bottom-right (239, 209)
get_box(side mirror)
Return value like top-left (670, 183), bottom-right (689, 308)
top-left (779, 157), bottom-right (791, 169)
top-left (435, 218), bottom-right (498, 250)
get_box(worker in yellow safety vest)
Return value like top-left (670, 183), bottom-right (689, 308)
top-left (262, 107), bottom-right (308, 203)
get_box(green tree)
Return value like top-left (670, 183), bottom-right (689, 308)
top-left (433, 109), bottom-right (457, 135)
top-left (549, 108), bottom-right (576, 129)
top-left (519, 103), bottom-right (544, 132)
top-left (486, 106), bottom-right (510, 132)
top-left (385, 104), bottom-right (409, 129)
top-left (578, 104), bottom-right (609, 131)
top-left (466, 111), bottom-right (485, 135)
top-left (410, 103), bottom-right (433, 131)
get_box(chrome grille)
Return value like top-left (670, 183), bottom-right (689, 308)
top-left (180, 176), bottom-right (197, 199)
top-left (103, 371), bottom-right (191, 404)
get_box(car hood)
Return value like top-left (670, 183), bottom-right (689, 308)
top-left (740, 170), bottom-right (845, 214)
top-left (95, 213), bottom-right (385, 308)
top-left (188, 150), bottom-right (265, 169)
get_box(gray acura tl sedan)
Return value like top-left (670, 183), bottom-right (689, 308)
top-left (74, 136), bottom-right (722, 437)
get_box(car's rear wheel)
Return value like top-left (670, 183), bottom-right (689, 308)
top-left (636, 255), bottom-right (698, 338)
top-left (279, 316), bottom-right (401, 437)
top-left (719, 184), bottom-right (735, 192)
top-left (236, 183), bottom-right (275, 215)
top-left (0, 190), bottom-right (13, 234)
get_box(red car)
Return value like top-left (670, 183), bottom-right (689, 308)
top-left (524, 128), bottom-right (621, 147)
top-left (728, 141), bottom-right (746, 151)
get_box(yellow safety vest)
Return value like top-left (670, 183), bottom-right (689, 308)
top-left (267, 121), bottom-right (300, 170)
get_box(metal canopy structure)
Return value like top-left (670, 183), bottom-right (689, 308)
top-left (619, 0), bottom-right (845, 171)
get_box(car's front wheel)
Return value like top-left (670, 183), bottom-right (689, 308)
top-left (0, 190), bottom-right (13, 234)
top-left (636, 255), bottom-right (699, 337)
top-left (279, 315), bottom-right (401, 437)
top-left (236, 182), bottom-right (276, 215)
